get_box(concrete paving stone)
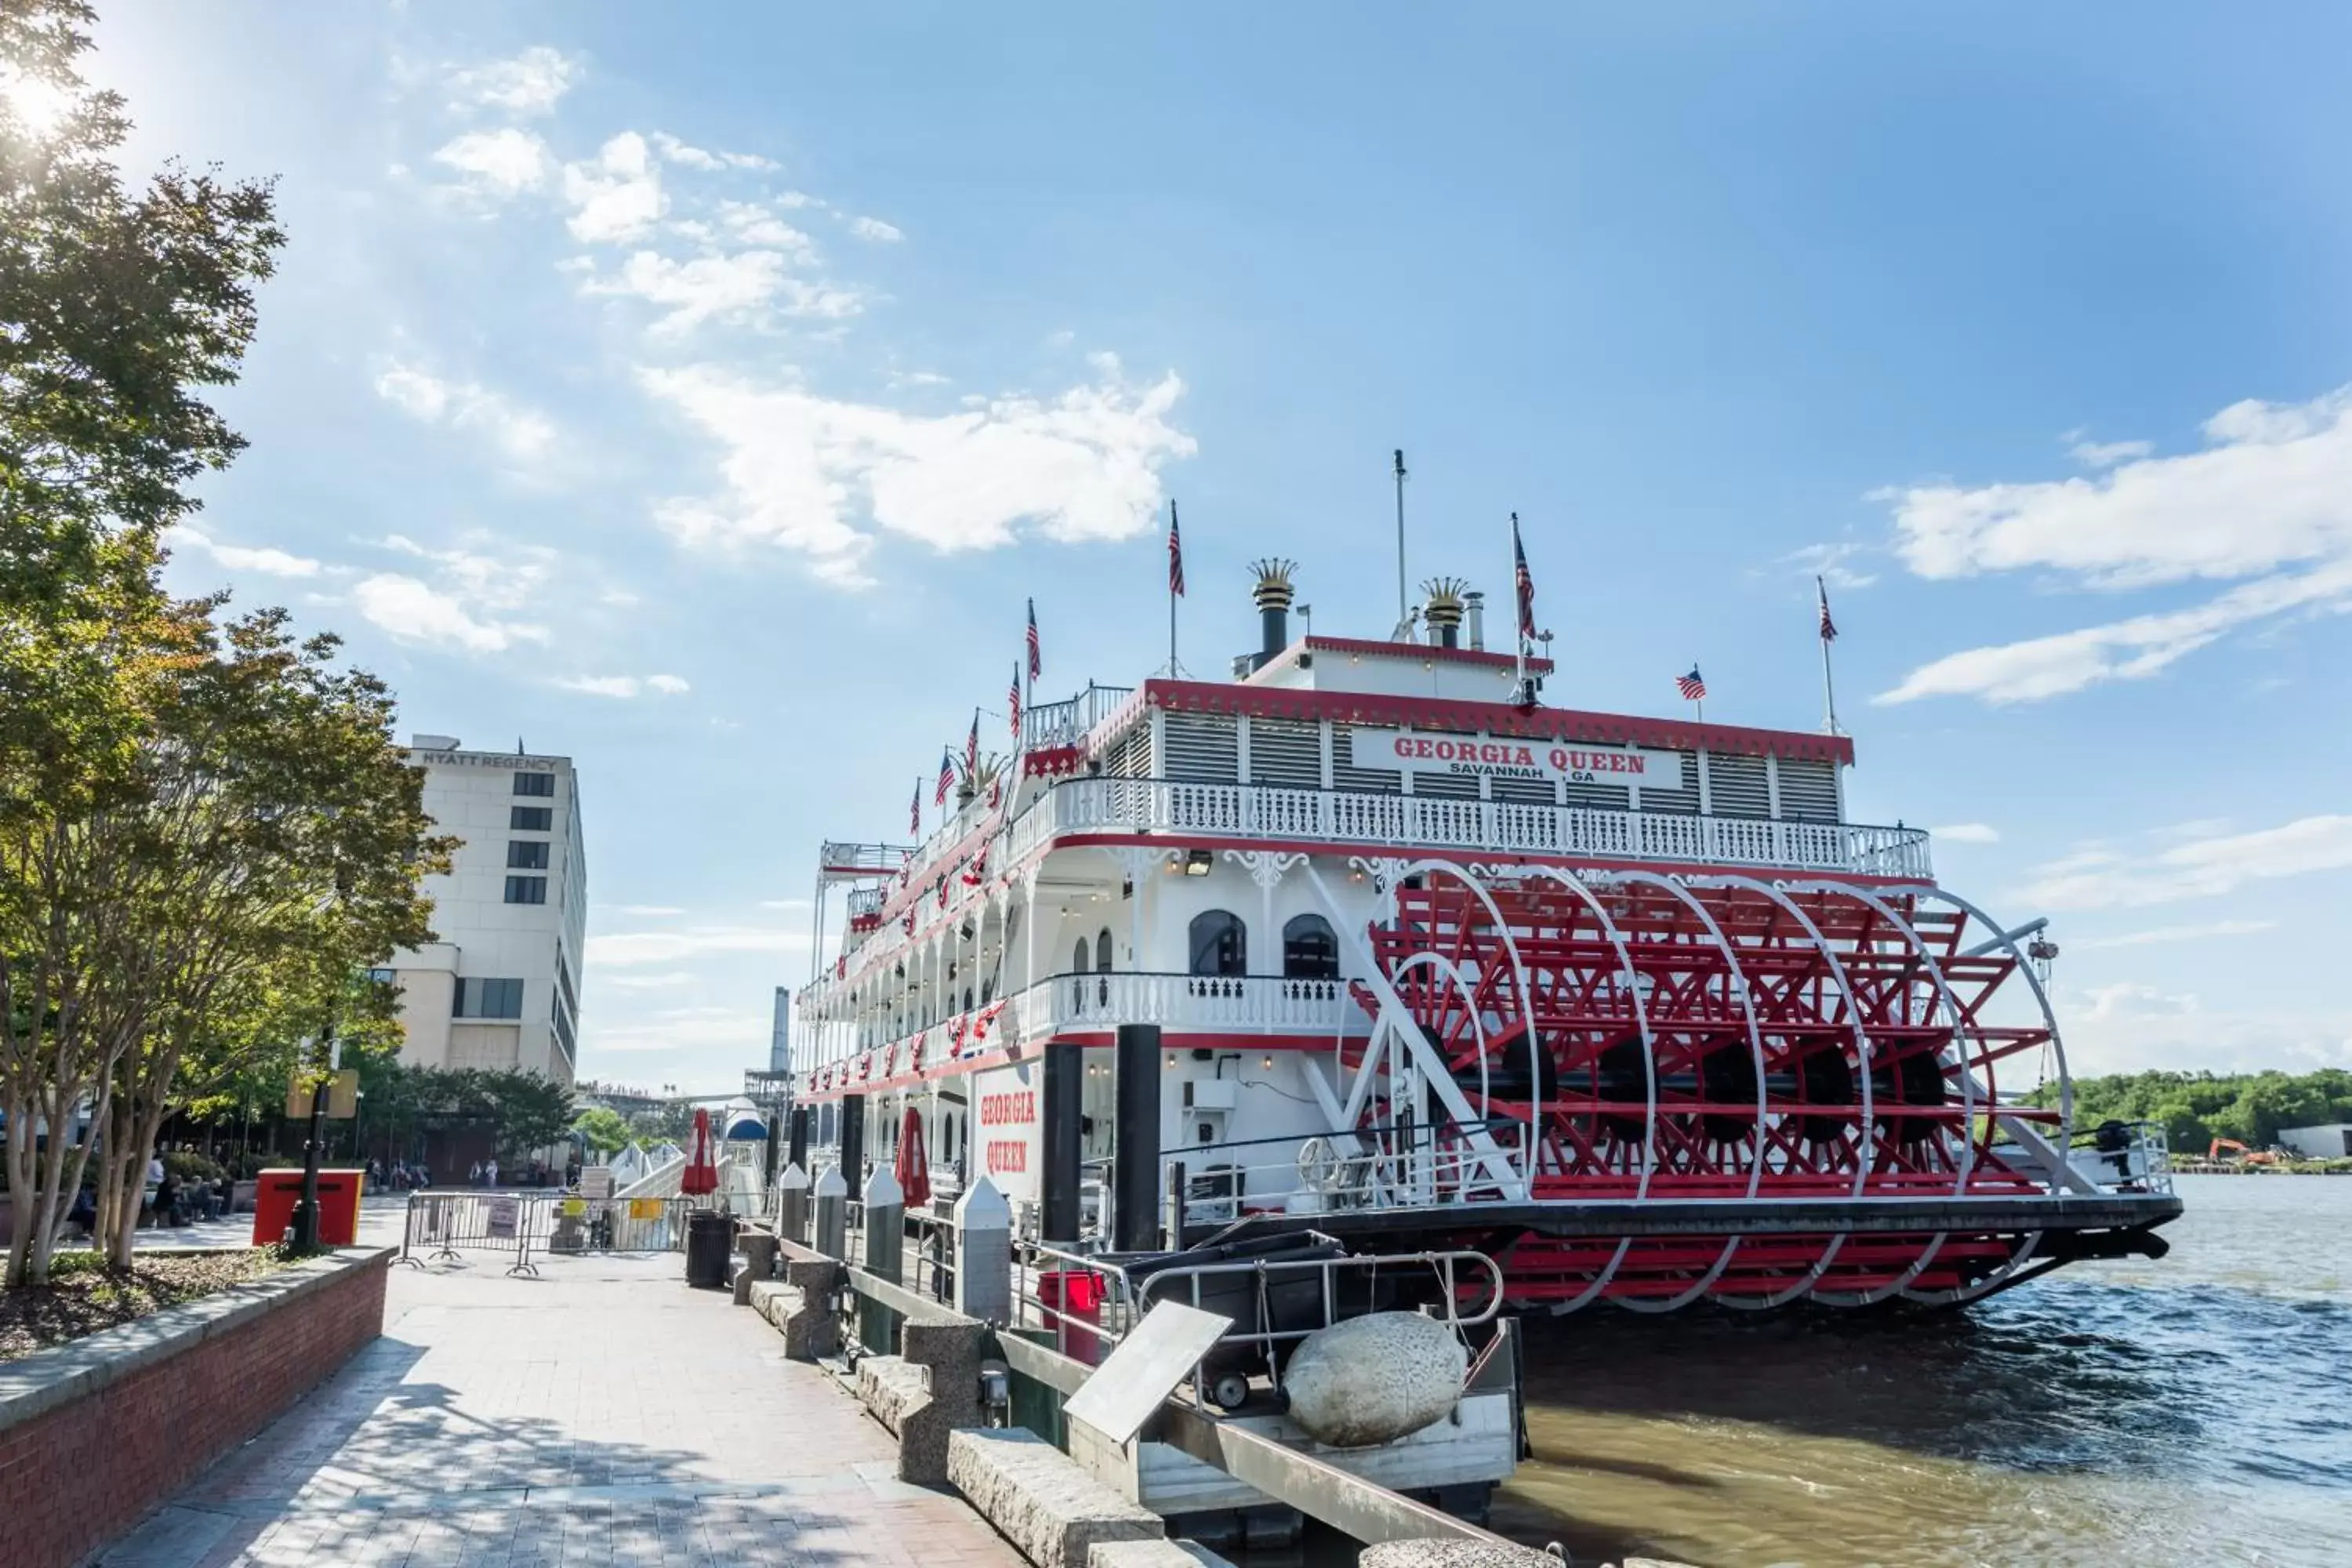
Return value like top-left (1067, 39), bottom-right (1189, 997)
top-left (91, 1248), bottom-right (1024, 1568)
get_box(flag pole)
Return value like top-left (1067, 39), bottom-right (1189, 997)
top-left (1817, 575), bottom-right (1842, 735)
top-left (1510, 512), bottom-right (1526, 702)
top-left (1820, 629), bottom-right (1839, 734)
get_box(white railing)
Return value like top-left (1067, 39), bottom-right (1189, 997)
top-left (1019, 777), bottom-right (1932, 879)
top-left (806, 972), bottom-right (1367, 1090)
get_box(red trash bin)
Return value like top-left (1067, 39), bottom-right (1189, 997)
top-left (1037, 1269), bottom-right (1106, 1366)
top-left (252, 1169), bottom-right (365, 1247)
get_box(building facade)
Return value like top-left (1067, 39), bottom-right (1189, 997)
top-left (381, 736), bottom-right (587, 1085)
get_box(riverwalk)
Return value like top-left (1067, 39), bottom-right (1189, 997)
top-left (95, 1247), bottom-right (1024, 1567)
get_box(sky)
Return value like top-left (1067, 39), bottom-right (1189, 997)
top-left (59, 2), bottom-right (2352, 1092)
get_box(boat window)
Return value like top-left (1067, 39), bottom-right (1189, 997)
top-left (1281, 914), bottom-right (1339, 980)
top-left (1071, 939), bottom-right (1087, 976)
top-left (1095, 928), bottom-right (1113, 972)
top-left (1189, 910), bottom-right (1247, 978)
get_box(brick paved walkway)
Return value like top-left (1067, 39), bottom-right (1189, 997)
top-left (97, 1250), bottom-right (1025, 1566)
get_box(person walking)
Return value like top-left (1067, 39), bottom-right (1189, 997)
top-left (485, 1156), bottom-right (500, 1189)
top-left (468, 1160), bottom-right (483, 1186)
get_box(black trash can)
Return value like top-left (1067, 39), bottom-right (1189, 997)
top-left (685, 1209), bottom-right (731, 1289)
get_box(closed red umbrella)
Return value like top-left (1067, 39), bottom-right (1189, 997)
top-left (894, 1105), bottom-right (931, 1208)
top-left (681, 1106), bottom-right (720, 1196)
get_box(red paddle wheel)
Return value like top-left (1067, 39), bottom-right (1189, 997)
top-left (1354, 868), bottom-right (2068, 1309)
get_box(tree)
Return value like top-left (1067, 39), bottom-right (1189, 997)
top-left (2, 2), bottom-right (449, 1282)
top-left (572, 1107), bottom-right (630, 1158)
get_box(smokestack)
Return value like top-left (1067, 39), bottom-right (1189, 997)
top-left (1250, 559), bottom-right (1297, 670)
top-left (1463, 590), bottom-right (1486, 652)
top-left (1421, 578), bottom-right (1467, 651)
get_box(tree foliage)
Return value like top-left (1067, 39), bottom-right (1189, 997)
top-left (0, 2), bottom-right (446, 1282)
top-left (2032, 1069), bottom-right (2352, 1155)
top-left (356, 1065), bottom-right (579, 1166)
top-left (571, 1106), bottom-right (630, 1158)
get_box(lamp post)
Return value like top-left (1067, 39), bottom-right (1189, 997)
top-left (289, 1023), bottom-right (337, 1252)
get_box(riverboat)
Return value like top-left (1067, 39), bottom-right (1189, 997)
top-left (786, 560), bottom-right (2181, 1312)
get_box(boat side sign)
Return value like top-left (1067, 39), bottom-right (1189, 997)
top-left (1369, 730), bottom-right (1685, 788)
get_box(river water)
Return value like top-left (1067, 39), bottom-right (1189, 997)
top-left (1493, 1175), bottom-right (2352, 1566)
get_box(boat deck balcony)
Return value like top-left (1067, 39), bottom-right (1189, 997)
top-left (800, 971), bottom-right (1367, 1091)
top-left (1008, 775), bottom-right (1933, 880)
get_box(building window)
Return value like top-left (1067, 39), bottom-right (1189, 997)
top-left (1189, 910), bottom-right (1247, 978)
top-left (1282, 914), bottom-right (1339, 980)
top-left (365, 967), bottom-right (397, 987)
top-left (514, 771), bottom-right (555, 797)
top-left (507, 840), bottom-right (550, 869)
top-left (505, 875), bottom-right (548, 905)
top-left (510, 806), bottom-right (552, 831)
top-left (452, 978), bottom-right (524, 1019)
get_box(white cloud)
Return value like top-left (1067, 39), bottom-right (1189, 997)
top-left (2074, 920), bottom-right (2278, 950)
top-left (373, 362), bottom-right (557, 466)
top-left (431, 128), bottom-right (552, 196)
top-left (650, 132), bottom-right (775, 171)
top-left (169, 525), bottom-right (321, 579)
top-left (582, 249), bottom-right (855, 334)
top-left (592, 1004), bottom-right (773, 1053)
top-left (1887, 385), bottom-right (2352, 587)
top-left (2069, 437), bottom-right (2153, 469)
top-left (1874, 557), bottom-right (2352, 704)
top-left (563, 131), bottom-right (665, 243)
top-left (352, 574), bottom-right (546, 654)
top-left (447, 46), bottom-right (579, 117)
top-left (1929, 822), bottom-right (2001, 844)
top-left (601, 971), bottom-right (695, 991)
top-left (350, 534), bottom-right (555, 654)
top-left (557, 673), bottom-right (691, 699)
top-left (1876, 384), bottom-right (2352, 704)
top-left (716, 199), bottom-right (814, 253)
top-left (587, 925), bottom-right (811, 966)
top-left (1782, 541), bottom-right (1877, 590)
top-left (848, 215), bottom-right (903, 243)
top-left (2057, 985), bottom-right (2352, 1076)
top-left (640, 361), bottom-right (1194, 585)
top-left (2020, 814), bottom-right (2352, 910)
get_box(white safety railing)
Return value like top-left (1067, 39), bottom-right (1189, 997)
top-left (1011, 777), bottom-right (1930, 880)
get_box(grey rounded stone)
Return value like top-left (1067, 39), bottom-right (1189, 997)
top-left (1281, 1311), bottom-right (1467, 1447)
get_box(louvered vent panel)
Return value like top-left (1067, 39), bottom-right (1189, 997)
top-left (1162, 713), bottom-right (1238, 782)
top-left (1492, 774), bottom-right (1559, 804)
top-left (1707, 753), bottom-right (1771, 819)
top-left (1776, 757), bottom-right (1841, 822)
top-left (1332, 728), bottom-right (1402, 794)
top-left (1102, 723), bottom-right (1152, 779)
top-left (1249, 719), bottom-right (1323, 788)
top-left (1630, 751), bottom-right (1697, 813)
top-left (1414, 764), bottom-right (1482, 798)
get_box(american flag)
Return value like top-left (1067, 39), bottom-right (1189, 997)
top-left (1008, 662), bottom-right (1022, 740)
top-left (964, 709), bottom-right (979, 778)
top-left (909, 779), bottom-right (920, 836)
top-left (1676, 666), bottom-right (1708, 702)
top-left (934, 746), bottom-right (953, 806)
top-left (1817, 576), bottom-right (1838, 642)
top-left (987, 772), bottom-right (1001, 811)
top-left (1025, 598), bottom-right (1041, 680)
top-left (1512, 512), bottom-right (1536, 641)
top-left (1167, 500), bottom-right (1185, 597)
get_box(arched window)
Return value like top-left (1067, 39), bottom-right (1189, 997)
top-left (1071, 939), bottom-right (1089, 975)
top-left (1094, 928), bottom-right (1113, 972)
top-left (1189, 910), bottom-right (1247, 978)
top-left (1282, 914), bottom-right (1338, 981)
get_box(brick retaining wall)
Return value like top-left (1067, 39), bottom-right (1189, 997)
top-left (0, 1247), bottom-right (391, 1568)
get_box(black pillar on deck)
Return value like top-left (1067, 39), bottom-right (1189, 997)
top-left (1040, 1043), bottom-right (1083, 1244)
top-left (840, 1093), bottom-right (866, 1186)
top-left (786, 1106), bottom-right (810, 1173)
top-left (1112, 1024), bottom-right (1163, 1253)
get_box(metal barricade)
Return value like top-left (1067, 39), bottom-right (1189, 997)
top-left (401, 1191), bottom-right (713, 1274)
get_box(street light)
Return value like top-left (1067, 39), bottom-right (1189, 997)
top-left (289, 1023), bottom-right (337, 1252)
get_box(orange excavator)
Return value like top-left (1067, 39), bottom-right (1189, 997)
top-left (2209, 1138), bottom-right (2281, 1166)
